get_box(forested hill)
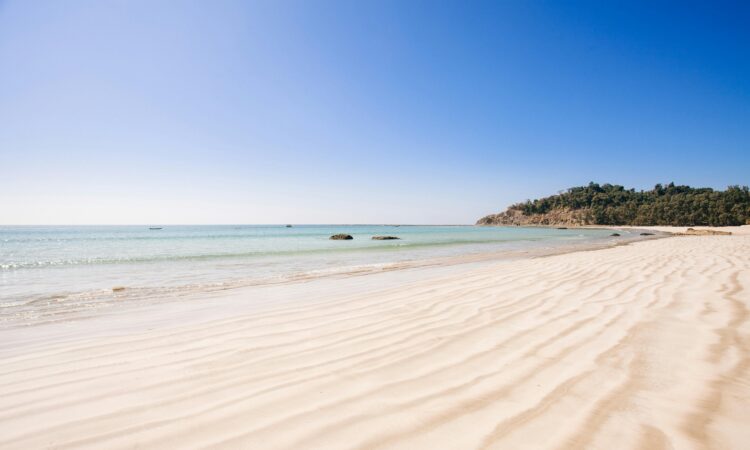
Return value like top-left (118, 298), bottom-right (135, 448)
top-left (477, 183), bottom-right (750, 227)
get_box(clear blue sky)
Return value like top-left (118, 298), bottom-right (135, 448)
top-left (1, 0), bottom-right (748, 224)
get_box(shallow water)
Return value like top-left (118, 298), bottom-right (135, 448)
top-left (0, 225), bottom-right (630, 325)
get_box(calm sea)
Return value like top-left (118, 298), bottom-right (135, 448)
top-left (0, 225), bottom-right (630, 325)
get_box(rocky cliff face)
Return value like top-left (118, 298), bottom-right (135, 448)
top-left (476, 208), bottom-right (593, 226)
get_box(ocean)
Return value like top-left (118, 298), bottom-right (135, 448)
top-left (0, 225), bottom-right (633, 326)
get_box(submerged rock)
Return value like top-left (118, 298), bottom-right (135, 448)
top-left (640, 232), bottom-right (655, 236)
top-left (372, 236), bottom-right (400, 240)
top-left (610, 233), bottom-right (621, 236)
top-left (330, 234), bottom-right (353, 240)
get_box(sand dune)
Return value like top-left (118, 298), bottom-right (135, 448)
top-left (1, 232), bottom-right (749, 449)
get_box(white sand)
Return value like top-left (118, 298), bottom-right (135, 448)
top-left (607, 225), bottom-right (750, 236)
top-left (1, 229), bottom-right (749, 449)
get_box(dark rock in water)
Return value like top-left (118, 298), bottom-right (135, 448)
top-left (557, 227), bottom-right (568, 229)
top-left (610, 233), bottom-right (621, 237)
top-left (372, 236), bottom-right (400, 240)
top-left (640, 232), bottom-right (655, 236)
top-left (285, 224), bottom-right (292, 228)
top-left (330, 234), bottom-right (353, 240)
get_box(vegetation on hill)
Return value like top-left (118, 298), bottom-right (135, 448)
top-left (478, 183), bottom-right (750, 227)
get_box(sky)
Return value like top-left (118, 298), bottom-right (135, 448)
top-left (1, 0), bottom-right (748, 224)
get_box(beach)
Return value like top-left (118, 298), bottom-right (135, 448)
top-left (1, 228), bottom-right (748, 449)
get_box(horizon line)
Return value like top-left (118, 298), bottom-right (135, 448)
top-left (0, 223), bottom-right (477, 227)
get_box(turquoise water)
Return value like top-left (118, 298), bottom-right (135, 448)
top-left (0, 225), bottom-right (626, 324)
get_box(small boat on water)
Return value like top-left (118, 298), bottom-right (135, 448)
top-left (149, 227), bottom-right (163, 230)
top-left (285, 224), bottom-right (293, 228)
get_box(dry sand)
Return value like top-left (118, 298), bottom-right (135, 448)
top-left (1, 228), bottom-right (749, 449)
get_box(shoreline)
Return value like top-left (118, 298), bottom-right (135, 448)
top-left (1, 228), bottom-right (656, 329)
